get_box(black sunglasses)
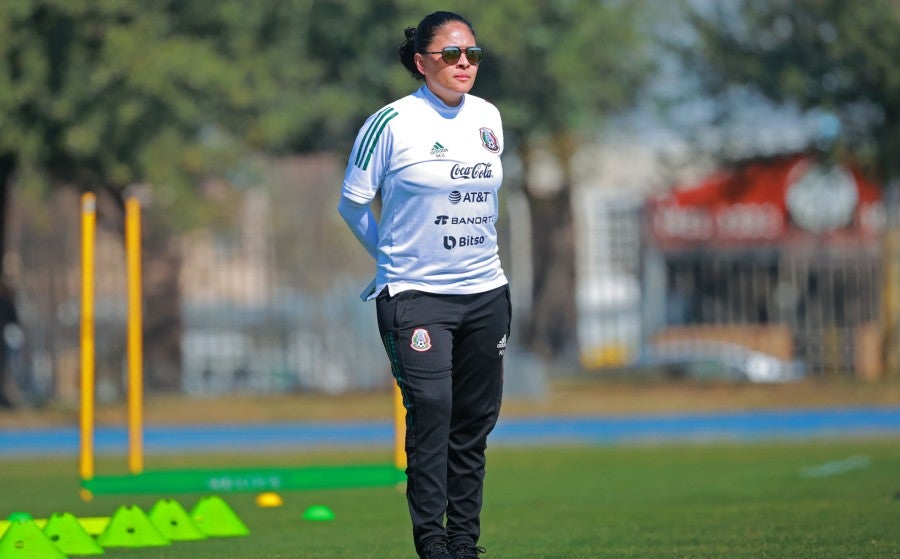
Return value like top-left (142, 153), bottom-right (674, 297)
top-left (421, 46), bottom-right (484, 65)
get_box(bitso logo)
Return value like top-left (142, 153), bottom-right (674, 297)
top-left (410, 328), bottom-right (432, 352)
top-left (443, 235), bottom-right (485, 250)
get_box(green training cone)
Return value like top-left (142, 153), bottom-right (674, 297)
top-left (75, 518), bottom-right (109, 537)
top-left (190, 496), bottom-right (249, 537)
top-left (0, 519), bottom-right (67, 559)
top-left (43, 512), bottom-right (105, 556)
top-left (303, 505), bottom-right (335, 521)
top-left (148, 499), bottom-right (206, 541)
top-left (97, 505), bottom-right (170, 548)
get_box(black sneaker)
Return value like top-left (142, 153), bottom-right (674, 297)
top-left (451, 543), bottom-right (485, 559)
top-left (422, 539), bottom-right (454, 559)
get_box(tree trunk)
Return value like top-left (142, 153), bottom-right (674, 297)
top-left (0, 154), bottom-right (21, 407)
top-left (103, 188), bottom-right (184, 393)
top-left (885, 225), bottom-right (900, 377)
top-left (142, 233), bottom-right (184, 392)
top-left (523, 186), bottom-right (579, 361)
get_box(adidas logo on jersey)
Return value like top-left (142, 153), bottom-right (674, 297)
top-left (430, 141), bottom-right (449, 158)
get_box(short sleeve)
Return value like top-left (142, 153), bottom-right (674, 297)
top-left (491, 104), bottom-right (504, 156)
top-left (341, 106), bottom-right (398, 204)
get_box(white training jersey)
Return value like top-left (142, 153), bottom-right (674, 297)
top-left (341, 85), bottom-right (508, 300)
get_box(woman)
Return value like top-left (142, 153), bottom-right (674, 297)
top-left (338, 11), bottom-right (510, 559)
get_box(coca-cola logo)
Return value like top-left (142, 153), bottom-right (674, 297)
top-left (450, 162), bottom-right (493, 180)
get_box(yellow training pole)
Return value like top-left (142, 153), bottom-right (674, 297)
top-left (125, 197), bottom-right (144, 474)
top-left (393, 383), bottom-right (406, 470)
top-left (79, 192), bottom-right (96, 483)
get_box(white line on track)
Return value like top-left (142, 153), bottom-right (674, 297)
top-left (800, 455), bottom-right (871, 478)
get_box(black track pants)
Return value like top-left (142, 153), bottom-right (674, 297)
top-left (376, 285), bottom-right (510, 556)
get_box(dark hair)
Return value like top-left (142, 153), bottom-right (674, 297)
top-left (398, 11), bottom-right (476, 80)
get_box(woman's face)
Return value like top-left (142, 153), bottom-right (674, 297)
top-left (414, 21), bottom-right (478, 107)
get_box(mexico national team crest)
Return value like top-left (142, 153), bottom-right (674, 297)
top-left (479, 127), bottom-right (500, 153)
top-left (410, 328), bottom-right (432, 352)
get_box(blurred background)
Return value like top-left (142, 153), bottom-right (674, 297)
top-left (0, 0), bottom-right (898, 410)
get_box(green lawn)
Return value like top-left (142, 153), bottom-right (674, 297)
top-left (2, 439), bottom-right (899, 558)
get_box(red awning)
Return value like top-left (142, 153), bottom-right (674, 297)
top-left (648, 154), bottom-right (883, 245)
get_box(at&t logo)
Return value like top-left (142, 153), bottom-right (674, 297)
top-left (448, 191), bottom-right (491, 205)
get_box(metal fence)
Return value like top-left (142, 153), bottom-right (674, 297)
top-left (6, 164), bottom-right (899, 405)
top-left (577, 182), bottom-right (898, 381)
top-left (7, 167), bottom-right (389, 406)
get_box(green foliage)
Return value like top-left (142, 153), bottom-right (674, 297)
top-left (0, 0), bottom-right (263, 230)
top-left (1, 0), bottom-right (653, 221)
top-left (471, 1), bottom-right (652, 148)
top-left (681, 0), bottom-right (900, 181)
top-left (0, 1), bottom-right (659, 365)
top-left (248, 0), bottom-right (409, 153)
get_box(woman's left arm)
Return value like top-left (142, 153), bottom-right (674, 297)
top-left (337, 195), bottom-right (379, 259)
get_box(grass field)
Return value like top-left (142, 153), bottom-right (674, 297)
top-left (2, 438), bottom-right (899, 558)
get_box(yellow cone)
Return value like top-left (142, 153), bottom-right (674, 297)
top-left (255, 492), bottom-right (284, 508)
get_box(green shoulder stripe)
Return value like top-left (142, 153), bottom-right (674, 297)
top-left (355, 107), bottom-right (398, 170)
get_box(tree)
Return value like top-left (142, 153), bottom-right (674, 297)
top-left (273, 0), bottom-right (649, 358)
top-left (0, 0), bottom-right (279, 400)
top-left (238, 1), bottom-right (654, 362)
top-left (676, 0), bottom-right (900, 374)
top-left (247, 0), bottom-right (409, 153)
top-left (0, 1), bottom-right (658, 404)
top-left (470, 1), bottom-right (653, 360)
top-left (262, 1), bottom-right (655, 361)
top-left (678, 0), bottom-right (900, 183)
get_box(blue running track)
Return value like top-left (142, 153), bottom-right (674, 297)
top-left (1, 406), bottom-right (898, 458)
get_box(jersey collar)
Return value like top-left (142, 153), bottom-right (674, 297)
top-left (419, 85), bottom-right (466, 118)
